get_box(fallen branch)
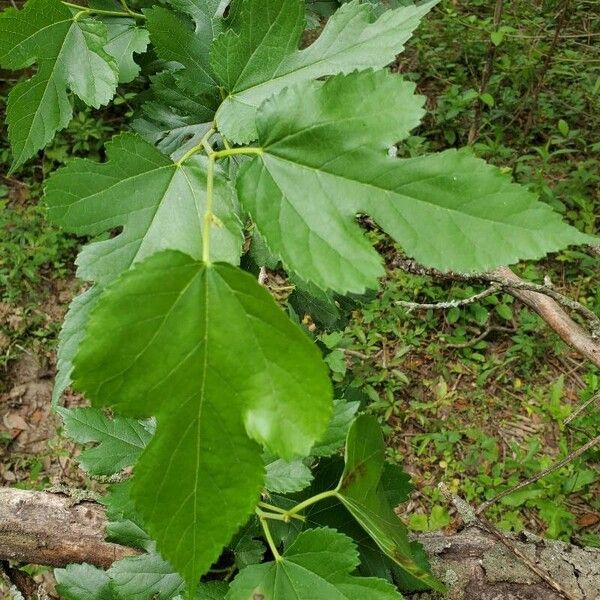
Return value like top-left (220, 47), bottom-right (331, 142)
top-left (0, 487), bottom-right (139, 569)
top-left (1, 488), bottom-right (599, 599)
top-left (391, 258), bottom-right (600, 369)
top-left (395, 284), bottom-right (501, 310)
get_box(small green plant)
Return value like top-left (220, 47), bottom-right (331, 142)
top-left (0, 0), bottom-right (597, 598)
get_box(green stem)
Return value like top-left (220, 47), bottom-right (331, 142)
top-left (258, 511), bottom-right (282, 561)
top-left (62, 1), bottom-right (146, 19)
top-left (211, 147), bottom-right (263, 160)
top-left (118, 0), bottom-right (141, 18)
top-left (73, 8), bottom-right (91, 21)
top-left (282, 489), bottom-right (338, 519)
top-left (203, 155), bottom-right (215, 264)
top-left (255, 509), bottom-right (290, 522)
top-left (176, 127), bottom-right (215, 167)
top-left (258, 501), bottom-right (305, 521)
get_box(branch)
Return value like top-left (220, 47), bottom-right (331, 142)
top-left (0, 488), bottom-right (598, 599)
top-left (395, 284), bottom-right (501, 310)
top-left (0, 487), bottom-right (139, 568)
top-left (391, 258), bottom-right (600, 369)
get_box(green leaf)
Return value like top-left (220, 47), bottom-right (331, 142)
top-left (311, 399), bottom-right (359, 457)
top-left (72, 251), bottom-right (333, 587)
top-left (164, 0), bottom-right (223, 36)
top-left (228, 527), bottom-right (404, 599)
top-left (479, 92), bottom-right (494, 107)
top-left (490, 30), bottom-right (504, 46)
top-left (288, 277), bottom-right (342, 329)
top-left (53, 287), bottom-right (102, 405)
top-left (133, 71), bottom-right (214, 160)
top-left (335, 416), bottom-right (445, 592)
top-left (145, 5), bottom-right (219, 102)
top-left (264, 455), bottom-right (313, 493)
top-left (58, 406), bottom-right (153, 475)
top-left (108, 551), bottom-right (185, 600)
top-left (303, 458), bottom-right (429, 592)
top-left (45, 133), bottom-right (242, 285)
top-left (176, 581), bottom-right (229, 600)
top-left (211, 0), bottom-right (437, 142)
top-left (495, 303), bottom-right (513, 320)
top-left (55, 564), bottom-right (114, 600)
top-left (0, 0), bottom-right (118, 170)
top-left (237, 71), bottom-right (594, 292)
top-left (101, 481), bottom-right (152, 549)
top-left (558, 119), bottom-right (569, 137)
top-left (381, 463), bottom-right (413, 507)
top-left (232, 533), bottom-right (266, 569)
top-left (103, 17), bottom-right (149, 83)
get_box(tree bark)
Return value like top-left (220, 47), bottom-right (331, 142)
top-left (1, 488), bottom-right (599, 599)
top-left (0, 487), bottom-right (138, 569)
top-left (490, 266), bottom-right (600, 368)
top-left (391, 257), bottom-right (600, 370)
top-left (418, 527), bottom-right (600, 600)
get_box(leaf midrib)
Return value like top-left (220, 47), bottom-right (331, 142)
top-left (260, 152), bottom-right (550, 233)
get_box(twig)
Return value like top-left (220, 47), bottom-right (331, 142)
top-left (391, 257), bottom-right (600, 368)
top-left (439, 484), bottom-right (580, 600)
top-left (564, 391), bottom-right (600, 425)
top-left (467, 0), bottom-right (504, 144)
top-left (395, 284), bottom-right (501, 310)
top-left (446, 325), bottom-right (514, 349)
top-left (343, 348), bottom-right (370, 360)
top-left (476, 434), bottom-right (600, 515)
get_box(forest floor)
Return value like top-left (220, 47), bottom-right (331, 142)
top-left (0, 2), bottom-right (599, 593)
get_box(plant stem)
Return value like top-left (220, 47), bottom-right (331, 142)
top-left (255, 510), bottom-right (290, 522)
top-left (257, 511), bottom-right (281, 561)
top-left (118, 0), bottom-right (140, 18)
top-left (176, 127), bottom-right (216, 166)
top-left (211, 147), bottom-right (263, 159)
top-left (258, 502), bottom-right (305, 521)
top-left (282, 489), bottom-right (338, 519)
top-left (203, 155), bottom-right (215, 264)
top-left (62, 1), bottom-right (146, 19)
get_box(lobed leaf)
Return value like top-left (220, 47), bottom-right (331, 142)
top-left (211, 0), bottom-right (437, 142)
top-left (58, 406), bottom-right (154, 476)
top-left (103, 17), bottom-right (150, 83)
top-left (45, 133), bottom-right (242, 285)
top-left (145, 4), bottom-right (220, 102)
top-left (0, 0), bottom-right (118, 170)
top-left (228, 527), bottom-right (403, 599)
top-left (108, 551), bottom-right (185, 599)
top-left (133, 71), bottom-right (214, 160)
top-left (237, 71), bottom-right (595, 292)
top-left (72, 251), bottom-right (333, 587)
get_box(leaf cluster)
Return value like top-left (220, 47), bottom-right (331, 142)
top-left (0, 0), bottom-right (595, 597)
